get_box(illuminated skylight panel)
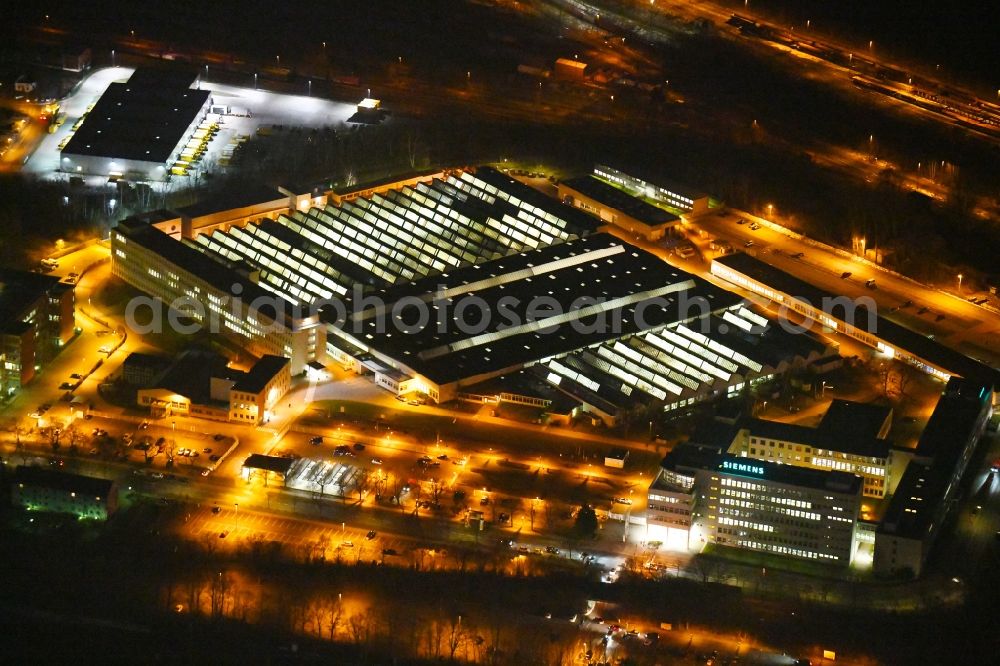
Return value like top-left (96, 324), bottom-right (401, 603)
top-left (401, 186), bottom-right (434, 209)
top-left (733, 305), bottom-right (769, 329)
top-left (514, 206), bottom-right (562, 240)
top-left (518, 217), bottom-right (543, 241)
top-left (339, 205), bottom-right (438, 277)
top-left (419, 213), bottom-right (482, 264)
top-left (253, 226), bottom-right (349, 296)
top-left (502, 213), bottom-right (540, 241)
top-left (513, 206), bottom-right (564, 241)
top-left (375, 198), bottom-right (469, 268)
top-left (457, 172), bottom-right (499, 199)
top-left (654, 328), bottom-right (739, 373)
top-left (547, 360), bottom-right (601, 392)
top-left (242, 233), bottom-right (322, 296)
top-left (414, 180), bottom-right (443, 201)
top-left (678, 325), bottom-right (763, 372)
top-left (587, 350), bottom-right (669, 400)
top-left (604, 343), bottom-right (693, 393)
top-left (674, 345), bottom-right (729, 381)
top-left (599, 347), bottom-right (674, 395)
top-left (195, 235), bottom-right (239, 265)
top-left (434, 178), bottom-right (463, 201)
top-left (437, 203), bottom-right (481, 235)
top-left (486, 217), bottom-right (524, 250)
top-left (722, 309), bottom-right (756, 333)
top-left (627, 339), bottom-right (714, 385)
top-left (449, 175), bottom-right (494, 205)
top-left (503, 221), bottom-right (538, 249)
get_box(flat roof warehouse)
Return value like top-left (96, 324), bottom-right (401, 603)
top-left (560, 175), bottom-right (680, 228)
top-left (62, 68), bottom-right (210, 164)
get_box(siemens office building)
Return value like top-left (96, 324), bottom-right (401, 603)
top-left (649, 444), bottom-right (862, 565)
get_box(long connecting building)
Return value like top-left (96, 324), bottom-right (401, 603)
top-left (711, 252), bottom-right (1000, 395)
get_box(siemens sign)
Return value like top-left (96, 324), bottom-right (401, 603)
top-left (721, 460), bottom-right (765, 476)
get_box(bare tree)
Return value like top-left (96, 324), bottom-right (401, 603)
top-left (353, 469), bottom-right (374, 502)
top-left (347, 609), bottom-right (374, 645)
top-left (429, 477), bottom-right (444, 504)
top-left (326, 593), bottom-right (345, 640)
top-left (447, 614), bottom-right (466, 661)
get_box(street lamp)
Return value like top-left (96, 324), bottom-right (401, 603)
top-left (957, 273), bottom-right (963, 294)
top-left (234, 503), bottom-right (239, 532)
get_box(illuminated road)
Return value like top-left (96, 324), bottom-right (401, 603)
top-left (0, 100), bottom-right (49, 173)
top-left (678, 209), bottom-right (1000, 367)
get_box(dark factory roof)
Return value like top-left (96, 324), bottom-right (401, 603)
top-left (62, 68), bottom-right (209, 164)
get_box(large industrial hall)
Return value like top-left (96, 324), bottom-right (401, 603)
top-left (111, 166), bottom-right (831, 417)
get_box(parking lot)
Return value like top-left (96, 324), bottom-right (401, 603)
top-left (267, 425), bottom-right (638, 537)
top-left (33, 411), bottom-right (238, 477)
